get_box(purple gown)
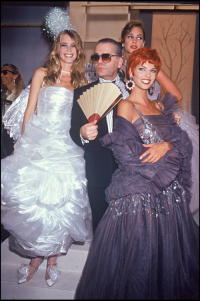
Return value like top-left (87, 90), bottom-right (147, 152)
top-left (75, 94), bottom-right (199, 300)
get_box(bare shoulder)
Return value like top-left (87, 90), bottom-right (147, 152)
top-left (28, 68), bottom-right (47, 98)
top-left (118, 99), bottom-right (133, 110)
top-left (117, 99), bottom-right (135, 122)
top-left (31, 67), bottom-right (47, 88)
top-left (33, 67), bottom-right (47, 78)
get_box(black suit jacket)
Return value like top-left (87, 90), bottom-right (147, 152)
top-left (70, 79), bottom-right (118, 188)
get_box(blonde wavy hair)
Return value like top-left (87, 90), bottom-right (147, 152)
top-left (44, 30), bottom-right (88, 88)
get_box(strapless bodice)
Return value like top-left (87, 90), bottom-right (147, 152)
top-left (36, 86), bottom-right (74, 132)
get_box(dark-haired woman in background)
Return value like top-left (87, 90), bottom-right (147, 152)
top-left (1, 64), bottom-right (25, 111)
top-left (75, 47), bottom-right (199, 300)
top-left (1, 64), bottom-right (25, 243)
top-left (1, 64), bottom-right (25, 157)
top-left (120, 20), bottom-right (182, 101)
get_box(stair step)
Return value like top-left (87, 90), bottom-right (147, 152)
top-left (1, 282), bottom-right (75, 299)
top-left (1, 238), bottom-right (90, 272)
top-left (1, 262), bottom-right (81, 290)
top-left (1, 238), bottom-right (90, 300)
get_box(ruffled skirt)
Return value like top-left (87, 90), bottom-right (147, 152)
top-left (1, 115), bottom-right (92, 257)
top-left (75, 180), bottom-right (199, 300)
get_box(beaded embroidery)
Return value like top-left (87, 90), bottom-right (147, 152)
top-left (109, 103), bottom-right (186, 218)
top-left (133, 103), bottom-right (164, 144)
top-left (109, 181), bottom-right (186, 218)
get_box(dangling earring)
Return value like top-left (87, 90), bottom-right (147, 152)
top-left (126, 76), bottom-right (135, 90)
top-left (122, 44), bottom-right (126, 57)
top-left (148, 81), bottom-right (155, 96)
top-left (14, 79), bottom-right (15, 86)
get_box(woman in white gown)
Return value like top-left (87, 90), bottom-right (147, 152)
top-left (1, 28), bottom-right (92, 286)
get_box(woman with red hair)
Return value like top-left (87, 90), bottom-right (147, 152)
top-left (75, 47), bottom-right (199, 300)
top-left (120, 21), bottom-right (199, 216)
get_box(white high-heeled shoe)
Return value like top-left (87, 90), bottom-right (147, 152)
top-left (45, 263), bottom-right (61, 287)
top-left (18, 258), bottom-right (44, 284)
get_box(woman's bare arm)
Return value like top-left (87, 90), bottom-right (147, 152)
top-left (156, 69), bottom-right (182, 101)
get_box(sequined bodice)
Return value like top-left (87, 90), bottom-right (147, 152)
top-left (36, 86), bottom-right (74, 132)
top-left (133, 103), bottom-right (164, 144)
top-left (136, 116), bottom-right (164, 144)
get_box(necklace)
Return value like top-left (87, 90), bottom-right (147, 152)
top-left (57, 69), bottom-right (71, 83)
top-left (61, 70), bottom-right (71, 75)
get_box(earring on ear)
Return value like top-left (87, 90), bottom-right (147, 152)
top-left (126, 76), bottom-right (135, 90)
top-left (148, 81), bottom-right (155, 96)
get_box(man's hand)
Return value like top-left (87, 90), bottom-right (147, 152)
top-left (80, 120), bottom-right (98, 140)
top-left (140, 142), bottom-right (171, 163)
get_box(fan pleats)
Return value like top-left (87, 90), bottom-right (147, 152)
top-left (77, 83), bottom-right (123, 122)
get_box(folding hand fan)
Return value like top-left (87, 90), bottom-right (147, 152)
top-left (77, 83), bottom-right (123, 123)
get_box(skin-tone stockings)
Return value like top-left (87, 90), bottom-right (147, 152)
top-left (26, 256), bottom-right (43, 280)
top-left (46, 255), bottom-right (58, 280)
top-left (26, 255), bottom-right (58, 281)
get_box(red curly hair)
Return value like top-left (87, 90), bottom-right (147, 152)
top-left (127, 47), bottom-right (162, 76)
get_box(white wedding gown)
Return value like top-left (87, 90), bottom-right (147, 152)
top-left (1, 86), bottom-right (92, 257)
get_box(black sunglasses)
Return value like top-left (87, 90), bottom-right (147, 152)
top-left (91, 53), bottom-right (119, 64)
top-left (1, 70), bottom-right (16, 75)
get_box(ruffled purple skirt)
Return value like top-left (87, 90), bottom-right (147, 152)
top-left (75, 180), bottom-right (199, 300)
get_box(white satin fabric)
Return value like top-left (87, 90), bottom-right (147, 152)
top-left (1, 86), bottom-right (92, 257)
top-left (3, 85), bottom-right (31, 141)
top-left (177, 108), bottom-right (199, 213)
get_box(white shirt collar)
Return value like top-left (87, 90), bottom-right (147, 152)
top-left (99, 74), bottom-right (120, 84)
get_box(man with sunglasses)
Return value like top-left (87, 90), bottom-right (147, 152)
top-left (70, 39), bottom-right (171, 232)
top-left (70, 38), bottom-right (129, 232)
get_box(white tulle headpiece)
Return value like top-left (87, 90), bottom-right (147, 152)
top-left (43, 7), bottom-right (76, 41)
